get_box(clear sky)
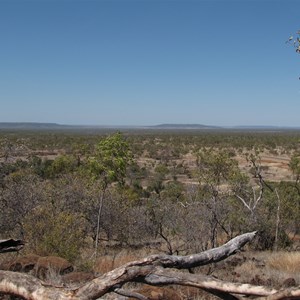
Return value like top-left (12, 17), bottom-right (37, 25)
top-left (0, 0), bottom-right (300, 126)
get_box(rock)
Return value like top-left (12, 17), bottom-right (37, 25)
top-left (9, 254), bottom-right (40, 273)
top-left (282, 277), bottom-right (296, 287)
top-left (33, 256), bottom-right (73, 279)
top-left (61, 272), bottom-right (94, 284)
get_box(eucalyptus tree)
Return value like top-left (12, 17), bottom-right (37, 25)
top-left (289, 152), bottom-right (300, 195)
top-left (286, 31), bottom-right (300, 53)
top-left (195, 149), bottom-right (278, 248)
top-left (86, 132), bottom-right (133, 258)
top-left (195, 149), bottom-right (241, 247)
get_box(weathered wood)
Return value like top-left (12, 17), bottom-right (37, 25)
top-left (259, 288), bottom-right (300, 300)
top-left (0, 270), bottom-right (76, 299)
top-left (143, 269), bottom-right (278, 297)
top-left (75, 231), bottom-right (259, 299)
top-left (143, 231), bottom-right (258, 269)
top-left (0, 231), bottom-right (296, 300)
top-left (113, 287), bottom-right (149, 300)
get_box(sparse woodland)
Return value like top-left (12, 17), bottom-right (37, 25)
top-left (1, 129), bottom-right (300, 299)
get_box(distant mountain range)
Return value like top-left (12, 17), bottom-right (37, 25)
top-left (0, 122), bottom-right (299, 131)
top-left (0, 122), bottom-right (71, 129)
top-left (151, 124), bottom-right (220, 129)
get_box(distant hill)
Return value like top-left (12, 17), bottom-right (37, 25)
top-left (0, 122), bottom-right (221, 130)
top-left (233, 125), bottom-right (280, 129)
top-left (0, 122), bottom-right (141, 131)
top-left (0, 122), bottom-right (299, 131)
top-left (0, 123), bottom-right (139, 130)
top-left (151, 124), bottom-right (220, 129)
top-left (230, 125), bottom-right (300, 131)
top-left (0, 122), bottom-right (70, 130)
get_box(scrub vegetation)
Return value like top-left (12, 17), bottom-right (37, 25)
top-left (1, 128), bottom-right (300, 299)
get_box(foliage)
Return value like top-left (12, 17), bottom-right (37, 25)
top-left (289, 153), bottom-right (300, 194)
top-left (24, 205), bottom-right (86, 262)
top-left (2, 128), bottom-right (300, 264)
top-left (286, 31), bottom-right (300, 53)
top-left (196, 149), bottom-right (241, 185)
top-left (87, 132), bottom-right (133, 185)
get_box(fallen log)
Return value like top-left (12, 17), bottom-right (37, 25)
top-left (0, 231), bottom-right (297, 300)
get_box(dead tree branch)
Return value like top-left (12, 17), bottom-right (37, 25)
top-left (258, 287), bottom-right (300, 300)
top-left (113, 287), bottom-right (149, 300)
top-left (0, 231), bottom-right (296, 300)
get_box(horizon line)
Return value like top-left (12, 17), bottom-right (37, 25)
top-left (0, 122), bottom-right (300, 129)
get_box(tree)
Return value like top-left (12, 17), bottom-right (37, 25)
top-left (0, 174), bottom-right (43, 239)
top-left (286, 31), bottom-right (300, 80)
top-left (232, 153), bottom-right (270, 223)
top-left (86, 132), bottom-right (133, 258)
top-left (195, 149), bottom-right (241, 247)
top-left (289, 152), bottom-right (300, 195)
top-left (194, 150), bottom-right (280, 250)
top-left (24, 206), bottom-right (86, 262)
top-left (286, 31), bottom-right (300, 53)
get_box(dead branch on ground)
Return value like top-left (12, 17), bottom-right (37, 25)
top-left (1, 232), bottom-right (299, 300)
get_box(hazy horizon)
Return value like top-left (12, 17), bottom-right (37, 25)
top-left (1, 121), bottom-right (300, 129)
top-left (1, 0), bottom-right (300, 127)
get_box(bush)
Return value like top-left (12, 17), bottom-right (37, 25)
top-left (24, 206), bottom-right (86, 262)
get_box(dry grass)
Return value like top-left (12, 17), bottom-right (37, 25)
top-left (230, 251), bottom-right (300, 288)
top-left (267, 251), bottom-right (300, 273)
top-left (263, 251), bottom-right (300, 286)
top-left (234, 260), bottom-right (261, 277)
top-left (44, 266), bottom-right (63, 286)
top-left (0, 253), bottom-right (18, 270)
top-left (93, 247), bottom-right (155, 274)
top-left (94, 253), bottom-right (137, 274)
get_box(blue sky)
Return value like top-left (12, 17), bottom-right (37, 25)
top-left (0, 0), bottom-right (299, 126)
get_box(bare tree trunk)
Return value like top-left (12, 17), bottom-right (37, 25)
top-left (273, 188), bottom-right (281, 251)
top-left (94, 186), bottom-right (106, 260)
